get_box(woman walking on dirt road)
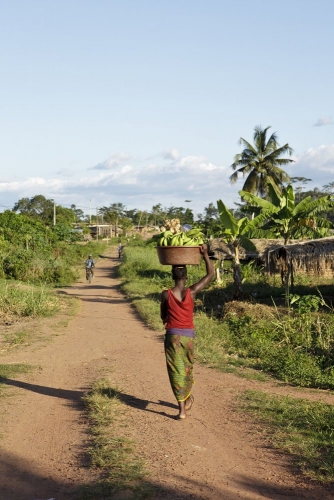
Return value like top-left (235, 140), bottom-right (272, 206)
top-left (160, 244), bottom-right (214, 419)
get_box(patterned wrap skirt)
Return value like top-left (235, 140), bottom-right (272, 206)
top-left (164, 334), bottom-right (194, 402)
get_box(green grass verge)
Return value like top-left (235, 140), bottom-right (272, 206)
top-left (239, 390), bottom-right (334, 483)
top-left (0, 363), bottom-right (32, 381)
top-left (79, 379), bottom-right (151, 500)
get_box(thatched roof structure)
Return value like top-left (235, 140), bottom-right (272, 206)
top-left (208, 238), bottom-right (288, 262)
top-left (265, 236), bottom-right (334, 277)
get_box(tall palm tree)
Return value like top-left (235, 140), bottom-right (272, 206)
top-left (230, 125), bottom-right (294, 197)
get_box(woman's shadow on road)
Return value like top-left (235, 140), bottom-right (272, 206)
top-left (2, 378), bottom-right (178, 419)
top-left (100, 387), bottom-right (178, 419)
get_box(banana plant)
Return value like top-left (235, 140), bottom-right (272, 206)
top-left (239, 182), bottom-right (334, 244)
top-left (217, 199), bottom-right (270, 299)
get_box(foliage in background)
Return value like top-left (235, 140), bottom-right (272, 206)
top-left (0, 209), bottom-right (108, 286)
top-left (240, 182), bottom-right (334, 244)
top-left (12, 195), bottom-right (80, 225)
top-left (216, 198), bottom-right (269, 299)
top-left (196, 202), bottom-right (222, 237)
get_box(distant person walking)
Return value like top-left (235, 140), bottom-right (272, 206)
top-left (85, 254), bottom-right (95, 280)
top-left (160, 244), bottom-right (214, 419)
top-left (118, 239), bottom-right (123, 259)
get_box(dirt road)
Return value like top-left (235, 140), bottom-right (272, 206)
top-left (0, 250), bottom-right (333, 500)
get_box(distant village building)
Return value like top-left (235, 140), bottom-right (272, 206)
top-left (89, 224), bottom-right (120, 238)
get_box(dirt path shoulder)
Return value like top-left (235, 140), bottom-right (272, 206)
top-left (0, 250), bottom-right (333, 500)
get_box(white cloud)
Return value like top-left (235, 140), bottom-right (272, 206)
top-left (0, 152), bottom-right (233, 216)
top-left (90, 152), bottom-right (132, 170)
top-left (286, 144), bottom-right (334, 186)
top-left (163, 148), bottom-right (180, 161)
top-left (313, 117), bottom-right (333, 127)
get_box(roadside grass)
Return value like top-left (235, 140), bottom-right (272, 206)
top-left (0, 280), bottom-right (79, 352)
top-left (3, 330), bottom-right (30, 346)
top-left (239, 390), bottom-right (334, 483)
top-left (0, 363), bottom-right (32, 380)
top-left (80, 378), bottom-right (151, 500)
top-left (0, 281), bottom-right (62, 323)
top-left (0, 296), bottom-right (79, 355)
top-left (60, 293), bottom-right (80, 316)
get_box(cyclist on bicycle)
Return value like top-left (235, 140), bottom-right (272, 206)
top-left (85, 254), bottom-right (95, 279)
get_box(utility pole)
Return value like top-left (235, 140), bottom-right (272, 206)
top-left (96, 207), bottom-right (98, 241)
top-left (90, 199), bottom-right (92, 224)
top-left (51, 199), bottom-right (56, 225)
top-left (184, 200), bottom-right (192, 223)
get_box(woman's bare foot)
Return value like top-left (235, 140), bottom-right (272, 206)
top-left (177, 401), bottom-right (186, 419)
top-left (177, 412), bottom-right (186, 420)
top-left (185, 394), bottom-right (194, 411)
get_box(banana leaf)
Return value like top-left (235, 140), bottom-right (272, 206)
top-left (217, 199), bottom-right (239, 235)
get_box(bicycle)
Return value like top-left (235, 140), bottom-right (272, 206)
top-left (86, 267), bottom-right (93, 283)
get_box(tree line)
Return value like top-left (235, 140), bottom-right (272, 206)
top-left (1, 124), bottom-right (334, 291)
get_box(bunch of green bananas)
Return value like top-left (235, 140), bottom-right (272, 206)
top-left (153, 228), bottom-right (204, 247)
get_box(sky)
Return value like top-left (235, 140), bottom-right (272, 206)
top-left (0, 0), bottom-right (333, 219)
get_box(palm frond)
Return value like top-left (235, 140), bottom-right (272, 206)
top-left (242, 169), bottom-right (259, 194)
top-left (238, 138), bottom-right (257, 155)
top-left (254, 127), bottom-right (266, 153)
top-left (274, 158), bottom-right (295, 166)
top-left (229, 171), bottom-right (239, 184)
top-left (265, 131), bottom-right (279, 152)
top-left (270, 143), bottom-right (294, 158)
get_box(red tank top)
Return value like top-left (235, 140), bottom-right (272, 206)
top-left (165, 288), bottom-right (194, 330)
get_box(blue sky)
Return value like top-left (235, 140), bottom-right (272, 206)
top-left (0, 0), bottom-right (333, 218)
